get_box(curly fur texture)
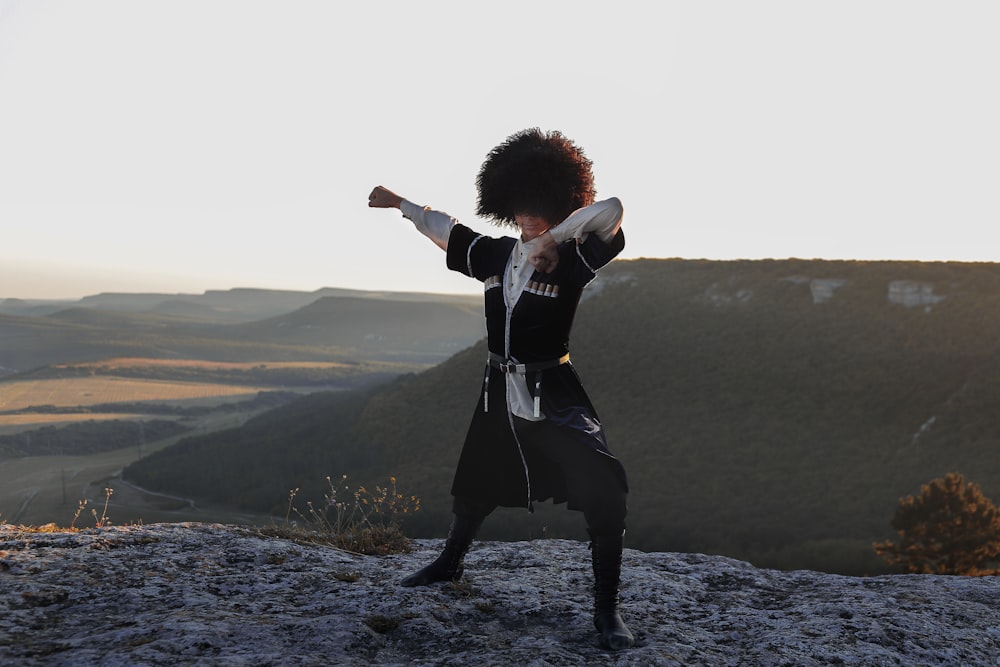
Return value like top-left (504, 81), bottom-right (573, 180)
top-left (475, 128), bottom-right (596, 229)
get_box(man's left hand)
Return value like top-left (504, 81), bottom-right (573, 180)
top-left (526, 231), bottom-right (559, 273)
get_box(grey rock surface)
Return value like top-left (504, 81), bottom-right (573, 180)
top-left (2, 523), bottom-right (999, 666)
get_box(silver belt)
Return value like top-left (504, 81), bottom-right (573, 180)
top-left (487, 352), bottom-right (570, 374)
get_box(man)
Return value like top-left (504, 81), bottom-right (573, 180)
top-left (368, 128), bottom-right (633, 650)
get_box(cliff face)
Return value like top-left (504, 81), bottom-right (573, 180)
top-left (2, 523), bottom-right (999, 666)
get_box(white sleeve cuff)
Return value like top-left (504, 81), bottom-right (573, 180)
top-left (400, 199), bottom-right (455, 251)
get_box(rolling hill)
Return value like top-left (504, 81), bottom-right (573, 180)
top-left (0, 288), bottom-right (484, 373)
top-left (123, 258), bottom-right (1000, 574)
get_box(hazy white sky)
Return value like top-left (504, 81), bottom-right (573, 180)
top-left (1, 0), bottom-right (998, 299)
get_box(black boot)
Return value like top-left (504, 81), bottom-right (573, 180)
top-left (590, 531), bottom-right (635, 650)
top-left (400, 513), bottom-right (485, 587)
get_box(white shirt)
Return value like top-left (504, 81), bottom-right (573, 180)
top-left (399, 197), bottom-right (623, 254)
top-left (400, 198), bottom-right (624, 420)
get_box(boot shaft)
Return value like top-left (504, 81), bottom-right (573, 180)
top-left (589, 531), bottom-right (635, 650)
top-left (590, 531), bottom-right (625, 610)
top-left (441, 513), bottom-right (486, 570)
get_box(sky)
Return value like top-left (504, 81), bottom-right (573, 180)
top-left (1, 1), bottom-right (998, 300)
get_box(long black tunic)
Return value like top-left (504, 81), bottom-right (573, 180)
top-left (445, 222), bottom-right (629, 510)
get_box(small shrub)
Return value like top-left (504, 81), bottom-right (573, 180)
top-left (269, 474), bottom-right (420, 556)
top-left (65, 487), bottom-right (115, 530)
top-left (874, 472), bottom-right (1000, 575)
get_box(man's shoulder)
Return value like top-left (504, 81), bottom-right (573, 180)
top-left (455, 225), bottom-right (517, 253)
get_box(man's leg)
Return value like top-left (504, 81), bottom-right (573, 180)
top-left (400, 496), bottom-right (495, 587)
top-left (525, 425), bottom-right (634, 650)
top-left (582, 484), bottom-right (633, 650)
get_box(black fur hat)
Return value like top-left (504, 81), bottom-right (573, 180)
top-left (475, 128), bottom-right (596, 228)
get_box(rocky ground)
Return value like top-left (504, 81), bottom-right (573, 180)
top-left (2, 523), bottom-right (999, 666)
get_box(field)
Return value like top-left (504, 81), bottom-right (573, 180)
top-left (0, 377), bottom-right (268, 413)
top-left (54, 357), bottom-right (356, 372)
top-left (0, 412), bottom-right (270, 528)
top-left (0, 356), bottom-right (362, 427)
top-left (0, 357), bottom-right (347, 527)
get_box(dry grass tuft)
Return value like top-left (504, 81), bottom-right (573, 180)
top-left (261, 474), bottom-right (420, 556)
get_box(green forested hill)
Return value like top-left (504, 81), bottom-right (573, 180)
top-left (124, 258), bottom-right (1000, 574)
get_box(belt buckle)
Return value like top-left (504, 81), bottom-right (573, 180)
top-left (501, 361), bottom-right (516, 373)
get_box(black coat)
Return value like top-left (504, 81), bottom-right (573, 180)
top-left (445, 223), bottom-right (629, 510)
